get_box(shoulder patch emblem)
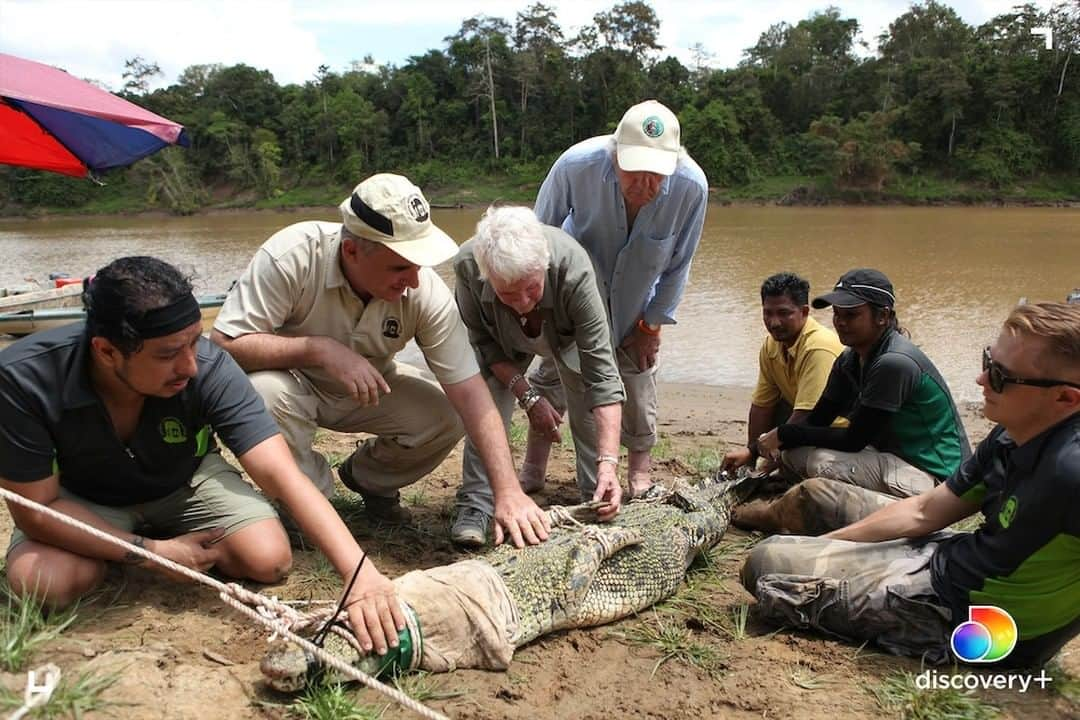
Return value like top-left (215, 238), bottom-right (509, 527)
top-left (998, 495), bottom-right (1018, 528)
top-left (160, 417), bottom-right (188, 444)
top-left (383, 317), bottom-right (401, 339)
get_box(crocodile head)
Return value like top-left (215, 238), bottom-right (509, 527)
top-left (260, 642), bottom-right (313, 693)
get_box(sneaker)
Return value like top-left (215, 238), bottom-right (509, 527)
top-left (337, 462), bottom-right (413, 526)
top-left (451, 507), bottom-right (491, 548)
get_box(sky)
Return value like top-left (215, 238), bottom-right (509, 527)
top-left (0, 0), bottom-right (1051, 91)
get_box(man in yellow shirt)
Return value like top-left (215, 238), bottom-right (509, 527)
top-left (723, 273), bottom-right (845, 474)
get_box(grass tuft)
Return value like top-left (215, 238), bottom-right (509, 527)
top-left (392, 671), bottom-right (466, 703)
top-left (614, 612), bottom-right (725, 678)
top-left (290, 680), bottom-right (382, 720)
top-left (0, 666), bottom-right (122, 719)
top-left (0, 587), bottom-right (79, 672)
top-left (871, 671), bottom-right (999, 720)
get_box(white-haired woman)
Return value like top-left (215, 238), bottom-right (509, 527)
top-left (450, 206), bottom-right (625, 547)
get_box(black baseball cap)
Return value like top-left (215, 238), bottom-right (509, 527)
top-left (812, 268), bottom-right (896, 309)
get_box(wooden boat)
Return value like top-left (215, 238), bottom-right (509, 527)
top-left (0, 293), bottom-right (226, 337)
top-left (0, 282), bottom-right (85, 313)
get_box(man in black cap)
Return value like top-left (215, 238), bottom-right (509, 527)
top-left (743, 268), bottom-right (970, 534)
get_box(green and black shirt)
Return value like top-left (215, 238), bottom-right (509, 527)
top-left (932, 414), bottom-right (1080, 666)
top-left (0, 323), bottom-right (279, 506)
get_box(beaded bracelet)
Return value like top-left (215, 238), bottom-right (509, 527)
top-left (596, 454), bottom-right (619, 467)
top-left (507, 373), bottom-right (525, 392)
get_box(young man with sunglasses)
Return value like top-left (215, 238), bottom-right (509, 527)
top-left (743, 268), bottom-right (969, 532)
top-left (741, 302), bottom-right (1080, 667)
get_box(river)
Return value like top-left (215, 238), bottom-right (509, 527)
top-left (2, 205), bottom-right (1077, 402)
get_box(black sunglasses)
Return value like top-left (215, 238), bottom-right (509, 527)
top-left (982, 347), bottom-right (1080, 394)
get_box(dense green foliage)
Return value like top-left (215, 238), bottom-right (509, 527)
top-left (3, 1), bottom-right (1079, 211)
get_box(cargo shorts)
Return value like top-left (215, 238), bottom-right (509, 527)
top-left (7, 452), bottom-right (278, 554)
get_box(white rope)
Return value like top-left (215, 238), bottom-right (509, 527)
top-left (8, 663), bottom-right (60, 720)
top-left (0, 487), bottom-right (448, 720)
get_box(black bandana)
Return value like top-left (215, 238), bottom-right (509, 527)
top-left (131, 294), bottom-right (202, 338)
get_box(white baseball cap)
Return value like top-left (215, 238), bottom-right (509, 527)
top-left (339, 173), bottom-right (458, 266)
top-left (614, 100), bottom-right (680, 176)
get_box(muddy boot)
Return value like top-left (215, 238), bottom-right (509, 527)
top-left (338, 461), bottom-right (413, 526)
top-left (731, 487), bottom-right (811, 535)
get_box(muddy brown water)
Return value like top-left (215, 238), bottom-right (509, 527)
top-left (2, 205), bottom-right (1077, 402)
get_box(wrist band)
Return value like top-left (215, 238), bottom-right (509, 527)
top-left (518, 386), bottom-right (542, 412)
top-left (507, 373), bottom-right (525, 393)
top-left (636, 318), bottom-right (661, 336)
top-left (596, 454), bottom-right (619, 467)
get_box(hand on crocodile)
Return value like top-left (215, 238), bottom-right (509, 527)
top-left (493, 491), bottom-right (551, 548)
top-left (342, 560), bottom-right (406, 656)
top-left (592, 463), bottom-right (622, 521)
top-left (526, 396), bottom-right (563, 444)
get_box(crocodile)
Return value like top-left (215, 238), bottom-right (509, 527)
top-left (261, 471), bottom-right (754, 691)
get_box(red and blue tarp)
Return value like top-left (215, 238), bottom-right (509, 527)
top-left (0, 52), bottom-right (189, 177)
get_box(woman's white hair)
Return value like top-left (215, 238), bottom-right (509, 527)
top-left (472, 205), bottom-right (551, 283)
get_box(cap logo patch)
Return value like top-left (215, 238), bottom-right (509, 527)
top-left (642, 116), bottom-right (664, 138)
top-left (405, 194), bottom-right (429, 223)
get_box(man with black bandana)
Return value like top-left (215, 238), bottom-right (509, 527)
top-left (744, 268), bottom-right (970, 534)
top-left (0, 257), bottom-right (408, 658)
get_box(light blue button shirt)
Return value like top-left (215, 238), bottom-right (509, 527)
top-left (534, 135), bottom-right (708, 345)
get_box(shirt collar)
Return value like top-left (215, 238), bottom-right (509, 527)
top-left (61, 328), bottom-right (101, 409)
top-left (1000, 412), bottom-right (1080, 473)
top-left (325, 227), bottom-right (348, 290)
top-left (765, 316), bottom-right (820, 360)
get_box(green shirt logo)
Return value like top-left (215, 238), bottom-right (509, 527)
top-left (998, 496), bottom-right (1018, 528)
top-left (159, 417), bottom-right (188, 444)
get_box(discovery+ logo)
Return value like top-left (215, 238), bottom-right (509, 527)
top-left (916, 606), bottom-right (1053, 694)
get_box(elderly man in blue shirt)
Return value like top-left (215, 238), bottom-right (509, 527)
top-left (529, 100), bottom-right (708, 498)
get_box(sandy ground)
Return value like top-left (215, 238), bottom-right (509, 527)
top-left (0, 382), bottom-right (1077, 719)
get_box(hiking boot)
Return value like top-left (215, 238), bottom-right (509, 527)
top-left (451, 507), bottom-right (491, 548)
top-left (337, 462), bottom-right (413, 526)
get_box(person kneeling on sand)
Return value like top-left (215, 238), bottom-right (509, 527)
top-left (722, 272), bottom-right (846, 477)
top-left (211, 174), bottom-right (550, 549)
top-left (743, 268), bottom-right (970, 533)
top-left (0, 257), bottom-right (404, 657)
top-left (452, 206), bottom-right (625, 544)
top-left (741, 303), bottom-right (1080, 667)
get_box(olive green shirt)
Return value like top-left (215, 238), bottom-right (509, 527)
top-left (453, 225), bottom-right (624, 411)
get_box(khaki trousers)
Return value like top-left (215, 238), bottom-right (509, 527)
top-left (250, 363), bottom-right (464, 498)
top-left (531, 346), bottom-right (656, 453)
top-left (780, 445), bottom-right (937, 499)
top-left (458, 358), bottom-right (600, 515)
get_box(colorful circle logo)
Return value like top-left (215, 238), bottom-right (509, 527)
top-left (642, 116), bottom-right (664, 138)
top-left (950, 605), bottom-right (1017, 663)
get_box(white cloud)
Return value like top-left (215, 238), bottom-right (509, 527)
top-left (0, 0), bottom-right (326, 90)
top-left (0, 0), bottom-right (1034, 92)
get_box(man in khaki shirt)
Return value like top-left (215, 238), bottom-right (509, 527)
top-left (212, 174), bottom-right (550, 548)
top-left (723, 272), bottom-right (845, 474)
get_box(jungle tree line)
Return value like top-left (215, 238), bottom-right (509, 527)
top-left (6, 0), bottom-right (1080, 209)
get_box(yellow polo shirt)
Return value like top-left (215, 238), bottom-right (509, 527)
top-left (751, 316), bottom-right (846, 423)
top-left (214, 221), bottom-right (478, 394)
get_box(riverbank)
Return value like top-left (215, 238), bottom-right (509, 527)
top-left (2, 170), bottom-right (1078, 221)
top-left (0, 380), bottom-right (1076, 719)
